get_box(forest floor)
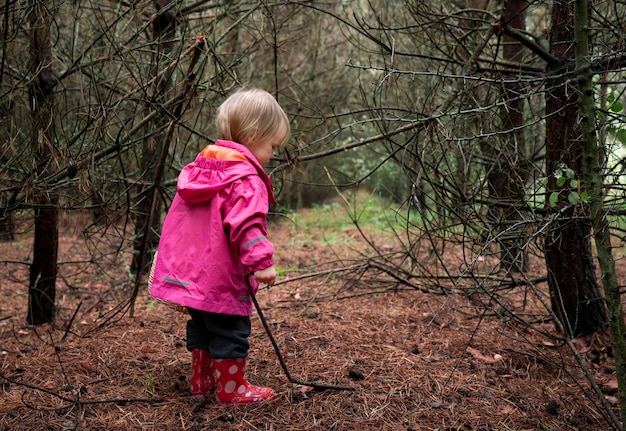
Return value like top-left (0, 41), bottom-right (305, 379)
top-left (0, 200), bottom-right (623, 431)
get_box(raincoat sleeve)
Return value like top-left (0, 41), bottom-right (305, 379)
top-left (222, 175), bottom-right (274, 273)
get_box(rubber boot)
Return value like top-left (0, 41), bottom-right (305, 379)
top-left (189, 349), bottom-right (215, 396)
top-left (213, 358), bottom-right (274, 405)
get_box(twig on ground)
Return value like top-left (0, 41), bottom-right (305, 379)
top-left (246, 275), bottom-right (355, 392)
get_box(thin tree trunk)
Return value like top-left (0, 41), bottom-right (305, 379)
top-left (484, 0), bottom-right (529, 272)
top-left (544, 0), bottom-right (606, 337)
top-left (574, 0), bottom-right (626, 421)
top-left (27, 0), bottom-right (58, 325)
top-left (0, 191), bottom-right (15, 242)
top-left (131, 0), bottom-right (177, 275)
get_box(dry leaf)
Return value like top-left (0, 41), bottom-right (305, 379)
top-left (466, 346), bottom-right (497, 364)
top-left (78, 362), bottom-right (98, 372)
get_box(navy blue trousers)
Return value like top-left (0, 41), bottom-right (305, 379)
top-left (186, 308), bottom-right (251, 359)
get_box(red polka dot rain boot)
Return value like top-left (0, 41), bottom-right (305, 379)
top-left (212, 358), bottom-right (274, 405)
top-left (189, 349), bottom-right (215, 396)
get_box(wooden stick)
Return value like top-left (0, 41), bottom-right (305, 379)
top-left (245, 275), bottom-right (354, 392)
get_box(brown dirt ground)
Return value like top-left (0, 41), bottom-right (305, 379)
top-left (0, 211), bottom-right (623, 431)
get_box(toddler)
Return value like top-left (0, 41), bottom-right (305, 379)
top-left (150, 88), bottom-right (290, 405)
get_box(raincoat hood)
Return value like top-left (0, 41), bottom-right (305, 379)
top-left (177, 140), bottom-right (276, 205)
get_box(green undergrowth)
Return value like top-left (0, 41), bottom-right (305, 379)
top-left (273, 191), bottom-right (407, 247)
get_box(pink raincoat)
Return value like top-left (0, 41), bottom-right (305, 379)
top-left (150, 140), bottom-right (276, 316)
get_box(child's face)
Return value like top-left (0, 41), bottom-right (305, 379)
top-left (248, 140), bottom-right (282, 165)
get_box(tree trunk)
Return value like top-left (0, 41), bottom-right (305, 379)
top-left (27, 0), bottom-right (58, 325)
top-left (574, 0), bottom-right (626, 419)
top-left (0, 192), bottom-right (15, 242)
top-left (545, 217), bottom-right (606, 335)
top-left (544, 0), bottom-right (606, 337)
top-left (130, 0), bottom-right (176, 276)
top-left (0, 152), bottom-right (16, 242)
top-left (486, 0), bottom-right (528, 272)
top-left (28, 205), bottom-right (58, 324)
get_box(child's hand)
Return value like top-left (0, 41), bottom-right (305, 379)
top-left (253, 266), bottom-right (277, 286)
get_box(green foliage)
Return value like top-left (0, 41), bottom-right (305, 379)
top-left (601, 95), bottom-right (626, 145)
top-left (339, 143), bottom-right (412, 203)
top-left (546, 163), bottom-right (589, 208)
top-left (533, 163), bottom-right (590, 209)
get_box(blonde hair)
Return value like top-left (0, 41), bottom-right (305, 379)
top-left (217, 88), bottom-right (290, 148)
